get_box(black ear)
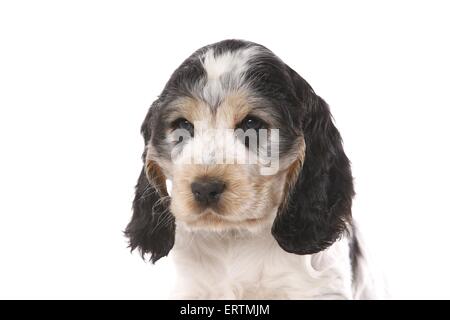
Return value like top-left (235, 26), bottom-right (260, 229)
top-left (272, 72), bottom-right (354, 255)
top-left (124, 103), bottom-right (175, 263)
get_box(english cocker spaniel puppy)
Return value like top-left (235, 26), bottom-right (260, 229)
top-left (125, 39), bottom-right (375, 299)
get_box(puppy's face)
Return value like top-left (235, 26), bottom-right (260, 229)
top-left (147, 89), bottom-right (304, 231)
top-left (126, 40), bottom-right (354, 262)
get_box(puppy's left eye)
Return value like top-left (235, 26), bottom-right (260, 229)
top-left (237, 116), bottom-right (267, 131)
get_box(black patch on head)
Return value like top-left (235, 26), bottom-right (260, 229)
top-left (240, 45), bottom-right (307, 156)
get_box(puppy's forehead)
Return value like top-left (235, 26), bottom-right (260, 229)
top-left (154, 40), bottom-right (303, 137)
top-left (162, 42), bottom-right (292, 124)
top-left (199, 46), bottom-right (261, 108)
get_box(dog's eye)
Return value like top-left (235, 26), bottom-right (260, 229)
top-left (172, 118), bottom-right (194, 136)
top-left (238, 116), bottom-right (267, 132)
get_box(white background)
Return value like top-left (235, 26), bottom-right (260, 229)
top-left (1, 0), bottom-right (449, 299)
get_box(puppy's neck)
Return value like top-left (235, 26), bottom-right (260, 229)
top-left (173, 211), bottom-right (278, 254)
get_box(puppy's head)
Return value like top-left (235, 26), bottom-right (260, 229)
top-left (125, 40), bottom-right (354, 262)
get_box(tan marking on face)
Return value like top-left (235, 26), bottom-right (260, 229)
top-left (145, 159), bottom-right (168, 196)
top-left (165, 97), bottom-right (213, 126)
top-left (215, 91), bottom-right (253, 128)
top-left (152, 91), bottom-right (306, 231)
top-left (146, 144), bottom-right (173, 180)
top-left (170, 160), bottom-right (289, 231)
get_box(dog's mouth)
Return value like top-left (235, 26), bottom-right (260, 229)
top-left (188, 209), bottom-right (229, 222)
top-left (179, 208), bottom-right (274, 232)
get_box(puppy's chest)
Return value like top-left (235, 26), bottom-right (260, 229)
top-left (173, 231), bottom-right (329, 299)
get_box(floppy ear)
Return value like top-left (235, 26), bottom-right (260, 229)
top-left (124, 104), bottom-right (175, 263)
top-left (272, 73), bottom-right (354, 255)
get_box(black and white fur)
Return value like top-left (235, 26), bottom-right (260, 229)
top-left (125, 40), bottom-right (377, 299)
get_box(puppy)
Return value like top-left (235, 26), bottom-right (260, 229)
top-left (125, 39), bottom-right (374, 299)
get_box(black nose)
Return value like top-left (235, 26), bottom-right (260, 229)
top-left (191, 179), bottom-right (226, 206)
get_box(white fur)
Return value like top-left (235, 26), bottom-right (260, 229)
top-left (201, 46), bottom-right (259, 82)
top-left (351, 223), bottom-right (388, 299)
top-left (169, 216), bottom-right (355, 300)
top-left (199, 47), bottom-right (260, 106)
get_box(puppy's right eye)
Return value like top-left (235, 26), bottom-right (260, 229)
top-left (172, 118), bottom-right (194, 137)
